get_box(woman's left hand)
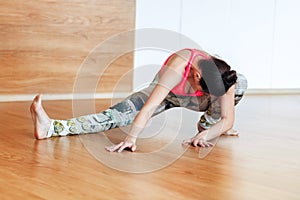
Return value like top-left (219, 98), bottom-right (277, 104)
top-left (182, 131), bottom-right (214, 148)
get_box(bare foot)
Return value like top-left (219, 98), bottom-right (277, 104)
top-left (222, 129), bottom-right (239, 136)
top-left (30, 94), bottom-right (51, 139)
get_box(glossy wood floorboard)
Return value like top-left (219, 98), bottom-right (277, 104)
top-left (0, 95), bottom-right (299, 200)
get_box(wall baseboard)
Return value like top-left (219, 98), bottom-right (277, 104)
top-left (245, 89), bottom-right (300, 95)
top-left (0, 93), bottom-right (132, 102)
top-left (0, 89), bottom-right (299, 102)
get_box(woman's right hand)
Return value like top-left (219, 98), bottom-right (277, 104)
top-left (105, 136), bottom-right (137, 153)
top-left (182, 130), bottom-right (214, 148)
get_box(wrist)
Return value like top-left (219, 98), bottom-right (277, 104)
top-left (196, 130), bottom-right (208, 140)
top-left (125, 135), bottom-right (137, 143)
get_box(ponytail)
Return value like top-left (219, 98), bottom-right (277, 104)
top-left (221, 70), bottom-right (237, 92)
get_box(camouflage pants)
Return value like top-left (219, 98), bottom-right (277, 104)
top-left (46, 74), bottom-right (247, 138)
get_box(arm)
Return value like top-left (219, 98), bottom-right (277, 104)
top-left (106, 52), bottom-right (187, 152)
top-left (183, 85), bottom-right (236, 147)
top-left (203, 84), bottom-right (235, 140)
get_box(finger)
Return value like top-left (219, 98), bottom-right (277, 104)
top-left (117, 145), bottom-right (127, 153)
top-left (131, 144), bottom-right (137, 152)
top-left (105, 145), bottom-right (116, 152)
top-left (198, 139), bottom-right (205, 147)
top-left (117, 143), bottom-right (132, 153)
top-left (204, 142), bottom-right (211, 148)
top-left (201, 140), bottom-right (209, 148)
top-left (108, 142), bottom-right (124, 152)
top-left (105, 146), bottom-right (115, 152)
top-left (204, 141), bottom-right (214, 148)
top-left (207, 142), bottom-right (214, 147)
top-left (192, 139), bottom-right (199, 147)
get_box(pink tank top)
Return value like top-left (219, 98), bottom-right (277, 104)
top-left (161, 48), bottom-right (210, 97)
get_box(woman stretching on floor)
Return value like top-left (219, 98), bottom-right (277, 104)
top-left (30, 48), bottom-right (247, 153)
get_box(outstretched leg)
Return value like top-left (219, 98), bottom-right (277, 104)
top-left (31, 88), bottom-right (170, 139)
top-left (30, 74), bottom-right (172, 140)
top-left (30, 93), bottom-right (148, 139)
top-left (30, 94), bottom-right (51, 139)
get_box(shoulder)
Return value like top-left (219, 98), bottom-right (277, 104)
top-left (166, 49), bottom-right (192, 66)
top-left (193, 49), bottom-right (211, 58)
top-left (162, 49), bottom-right (192, 75)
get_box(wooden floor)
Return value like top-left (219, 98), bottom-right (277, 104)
top-left (0, 95), bottom-right (299, 200)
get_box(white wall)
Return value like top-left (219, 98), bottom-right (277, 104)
top-left (134, 0), bottom-right (300, 90)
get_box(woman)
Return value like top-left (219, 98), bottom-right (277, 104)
top-left (30, 48), bottom-right (247, 153)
